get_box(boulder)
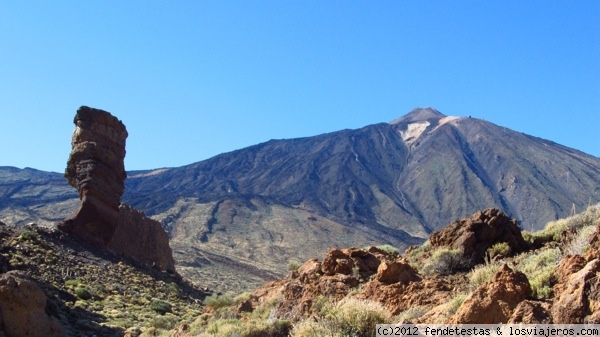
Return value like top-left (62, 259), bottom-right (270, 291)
top-left (376, 260), bottom-right (421, 285)
top-left (430, 208), bottom-right (527, 265)
top-left (552, 259), bottom-right (600, 323)
top-left (321, 248), bottom-right (354, 276)
top-left (507, 300), bottom-right (552, 323)
top-left (450, 264), bottom-right (531, 323)
top-left (0, 271), bottom-right (63, 337)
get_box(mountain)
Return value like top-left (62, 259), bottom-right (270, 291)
top-left (2, 108), bottom-right (600, 291)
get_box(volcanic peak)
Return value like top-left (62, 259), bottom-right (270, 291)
top-left (390, 107), bottom-right (446, 125)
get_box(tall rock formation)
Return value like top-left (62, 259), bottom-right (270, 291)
top-left (60, 106), bottom-right (128, 246)
top-left (59, 106), bottom-right (175, 272)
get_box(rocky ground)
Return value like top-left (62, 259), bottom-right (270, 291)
top-left (0, 221), bottom-right (207, 337)
top-left (169, 206), bottom-right (600, 336)
top-left (2, 205), bottom-right (600, 336)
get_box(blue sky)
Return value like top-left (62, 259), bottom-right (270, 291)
top-left (1, 2), bottom-right (598, 173)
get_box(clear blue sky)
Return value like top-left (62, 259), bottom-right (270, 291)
top-left (1, 2), bottom-right (598, 173)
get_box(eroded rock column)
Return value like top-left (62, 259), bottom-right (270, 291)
top-left (59, 106), bottom-right (128, 247)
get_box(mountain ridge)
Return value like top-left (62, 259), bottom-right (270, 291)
top-left (2, 108), bottom-right (600, 291)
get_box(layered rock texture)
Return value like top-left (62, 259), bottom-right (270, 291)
top-left (58, 106), bottom-right (175, 272)
top-left (59, 106), bottom-right (128, 246)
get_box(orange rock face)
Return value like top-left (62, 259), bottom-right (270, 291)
top-left (449, 264), bottom-right (531, 323)
top-left (429, 208), bottom-right (527, 265)
top-left (0, 271), bottom-right (63, 337)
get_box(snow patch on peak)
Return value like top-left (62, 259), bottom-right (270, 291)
top-left (439, 116), bottom-right (460, 125)
top-left (400, 121), bottom-right (430, 145)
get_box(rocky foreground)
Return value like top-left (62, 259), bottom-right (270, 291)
top-left (1, 206), bottom-right (599, 336)
top-left (0, 221), bottom-right (207, 336)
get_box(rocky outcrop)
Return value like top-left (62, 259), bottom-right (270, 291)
top-left (360, 277), bottom-right (453, 316)
top-left (376, 260), bottom-right (421, 285)
top-left (450, 264), bottom-right (531, 323)
top-left (508, 300), bottom-right (552, 324)
top-left (429, 208), bottom-right (527, 265)
top-left (552, 259), bottom-right (600, 323)
top-left (59, 106), bottom-right (128, 247)
top-left (59, 106), bottom-right (175, 272)
top-left (252, 247), bottom-right (428, 319)
top-left (108, 204), bottom-right (175, 272)
top-left (0, 271), bottom-right (63, 337)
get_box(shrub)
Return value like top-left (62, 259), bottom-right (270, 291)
top-left (288, 262), bottom-right (301, 271)
top-left (375, 244), bottom-right (400, 255)
top-left (468, 261), bottom-right (503, 288)
top-left (204, 294), bottom-right (234, 310)
top-left (19, 230), bottom-right (38, 241)
top-left (534, 219), bottom-right (567, 242)
top-left (564, 225), bottom-right (597, 256)
top-left (514, 247), bottom-right (562, 299)
top-left (65, 279), bottom-right (81, 287)
top-left (166, 282), bottom-right (181, 297)
top-left (203, 318), bottom-right (290, 337)
top-left (395, 305), bottom-right (429, 323)
top-left (421, 248), bottom-right (470, 275)
top-left (486, 242), bottom-right (511, 260)
top-left (406, 240), bottom-right (432, 268)
top-left (294, 297), bottom-right (390, 337)
top-left (532, 204), bottom-right (600, 243)
top-left (150, 299), bottom-right (172, 315)
top-left (75, 287), bottom-right (93, 300)
top-left (447, 293), bottom-right (468, 315)
top-left (152, 313), bottom-right (180, 330)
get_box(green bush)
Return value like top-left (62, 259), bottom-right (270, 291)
top-left (292, 297), bottom-right (390, 337)
top-left (447, 293), bottom-right (468, 315)
top-left (395, 306), bottom-right (429, 323)
top-left (421, 248), bottom-right (470, 275)
top-left (514, 247), bottom-right (562, 299)
top-left (19, 230), bottom-right (38, 241)
top-left (564, 225), bottom-right (597, 256)
top-left (406, 240), bottom-right (432, 268)
top-left (204, 318), bottom-right (290, 337)
top-left (288, 262), bottom-right (301, 271)
top-left (375, 244), bottom-right (400, 254)
top-left (152, 313), bottom-right (180, 330)
top-left (531, 205), bottom-right (600, 243)
top-left (75, 287), bottom-right (93, 300)
top-left (150, 299), bottom-right (172, 315)
top-left (468, 261), bottom-right (502, 288)
top-left (204, 294), bottom-right (234, 310)
top-left (486, 242), bottom-right (511, 259)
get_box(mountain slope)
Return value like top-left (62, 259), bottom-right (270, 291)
top-left (2, 108), bottom-right (600, 291)
top-left (125, 108), bottom-right (600, 232)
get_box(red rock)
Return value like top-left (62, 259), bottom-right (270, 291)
top-left (430, 208), bottom-right (527, 265)
top-left (0, 271), bottom-right (63, 337)
top-left (60, 106), bottom-right (128, 247)
top-left (449, 264), bottom-right (531, 323)
top-left (376, 260), bottom-right (421, 285)
top-left (321, 248), bottom-right (354, 276)
top-left (552, 259), bottom-right (600, 323)
top-left (507, 300), bottom-right (552, 323)
top-left (107, 205), bottom-right (175, 272)
top-left (59, 106), bottom-right (175, 272)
